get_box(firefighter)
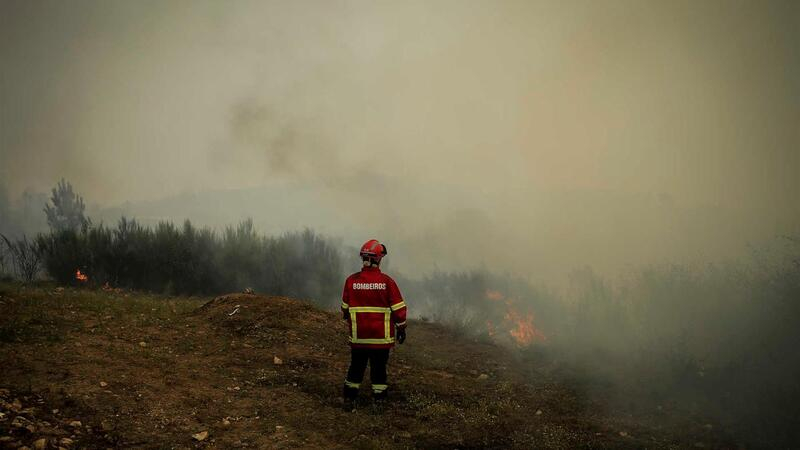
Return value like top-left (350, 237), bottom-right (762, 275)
top-left (341, 239), bottom-right (407, 408)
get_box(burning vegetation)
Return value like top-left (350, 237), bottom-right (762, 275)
top-left (75, 269), bottom-right (88, 283)
top-left (485, 289), bottom-right (546, 347)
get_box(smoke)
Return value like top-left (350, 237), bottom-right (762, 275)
top-left (1, 0), bottom-right (799, 273)
top-left (4, 0), bottom-right (797, 282)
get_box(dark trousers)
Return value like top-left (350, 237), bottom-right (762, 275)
top-left (343, 347), bottom-right (390, 399)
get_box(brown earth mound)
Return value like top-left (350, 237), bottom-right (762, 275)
top-left (1, 285), bottom-right (734, 449)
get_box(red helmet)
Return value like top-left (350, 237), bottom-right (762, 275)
top-left (360, 239), bottom-right (387, 262)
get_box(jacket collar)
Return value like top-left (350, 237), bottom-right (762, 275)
top-left (361, 266), bottom-right (381, 273)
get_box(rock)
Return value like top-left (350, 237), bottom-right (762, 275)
top-left (273, 356), bottom-right (283, 365)
top-left (51, 409), bottom-right (59, 415)
top-left (138, 342), bottom-right (147, 348)
top-left (619, 431), bottom-right (629, 437)
top-left (222, 418), bottom-right (231, 426)
top-left (18, 446), bottom-right (31, 450)
top-left (275, 425), bottom-right (284, 432)
top-left (11, 399), bottom-right (22, 412)
top-left (68, 421), bottom-right (82, 428)
top-left (99, 382), bottom-right (108, 387)
top-left (0, 436), bottom-right (12, 442)
top-left (192, 431), bottom-right (208, 441)
top-left (33, 438), bottom-right (47, 450)
top-left (535, 409), bottom-right (543, 415)
top-left (59, 437), bottom-right (74, 446)
top-left (397, 431), bottom-right (411, 439)
top-left (477, 373), bottom-right (489, 380)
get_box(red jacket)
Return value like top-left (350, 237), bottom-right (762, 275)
top-left (341, 266), bottom-right (407, 349)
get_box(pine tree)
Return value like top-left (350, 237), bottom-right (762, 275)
top-left (43, 179), bottom-right (89, 232)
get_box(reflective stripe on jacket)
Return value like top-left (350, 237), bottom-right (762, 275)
top-left (341, 266), bottom-right (407, 349)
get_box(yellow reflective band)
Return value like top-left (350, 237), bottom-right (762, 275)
top-left (341, 302), bottom-right (349, 309)
top-left (384, 308), bottom-right (391, 341)
top-left (344, 380), bottom-right (360, 389)
top-left (349, 306), bottom-right (390, 313)
top-left (351, 336), bottom-right (395, 344)
top-left (350, 310), bottom-right (358, 340)
top-left (390, 301), bottom-right (406, 311)
top-left (372, 384), bottom-right (388, 393)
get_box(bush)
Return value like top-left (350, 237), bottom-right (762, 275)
top-left (1, 234), bottom-right (42, 282)
top-left (36, 217), bottom-right (345, 306)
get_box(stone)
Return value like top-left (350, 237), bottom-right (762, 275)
top-left (68, 421), bottom-right (82, 428)
top-left (192, 431), bottom-right (208, 441)
top-left (138, 342), bottom-right (147, 348)
top-left (273, 356), bottom-right (283, 365)
top-left (477, 373), bottom-right (489, 380)
top-left (99, 382), bottom-right (107, 387)
top-left (33, 438), bottom-right (47, 450)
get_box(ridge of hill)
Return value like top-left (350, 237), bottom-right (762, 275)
top-left (0, 284), bottom-right (732, 449)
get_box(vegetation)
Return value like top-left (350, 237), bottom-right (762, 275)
top-left (0, 234), bottom-right (42, 283)
top-left (34, 218), bottom-right (343, 307)
top-left (43, 178), bottom-right (89, 233)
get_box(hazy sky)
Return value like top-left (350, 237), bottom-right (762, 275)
top-left (1, 0), bottom-right (798, 280)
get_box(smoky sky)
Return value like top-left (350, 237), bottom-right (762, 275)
top-left (1, 0), bottom-right (799, 281)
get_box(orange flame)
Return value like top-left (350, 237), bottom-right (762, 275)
top-left (486, 290), bottom-right (504, 302)
top-left (75, 269), bottom-right (88, 282)
top-left (485, 289), bottom-right (546, 347)
top-left (504, 308), bottom-right (546, 346)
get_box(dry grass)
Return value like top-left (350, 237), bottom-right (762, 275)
top-left (0, 282), bottom-right (733, 449)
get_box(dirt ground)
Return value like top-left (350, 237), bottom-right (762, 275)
top-left (0, 283), bottom-right (736, 449)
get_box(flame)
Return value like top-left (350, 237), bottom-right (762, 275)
top-left (486, 290), bottom-right (504, 302)
top-left (484, 289), bottom-right (546, 346)
top-left (75, 269), bottom-right (88, 282)
top-left (504, 308), bottom-right (546, 346)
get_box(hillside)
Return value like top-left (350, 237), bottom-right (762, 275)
top-left (0, 283), bottom-right (733, 449)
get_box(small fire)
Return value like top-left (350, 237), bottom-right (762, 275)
top-left (486, 289), bottom-right (504, 302)
top-left (485, 289), bottom-right (546, 347)
top-left (504, 308), bottom-right (546, 346)
top-left (75, 269), bottom-right (88, 282)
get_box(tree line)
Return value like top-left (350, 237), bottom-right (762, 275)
top-left (0, 180), bottom-right (343, 306)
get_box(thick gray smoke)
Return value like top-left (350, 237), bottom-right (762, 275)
top-left (2, 0), bottom-right (798, 283)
